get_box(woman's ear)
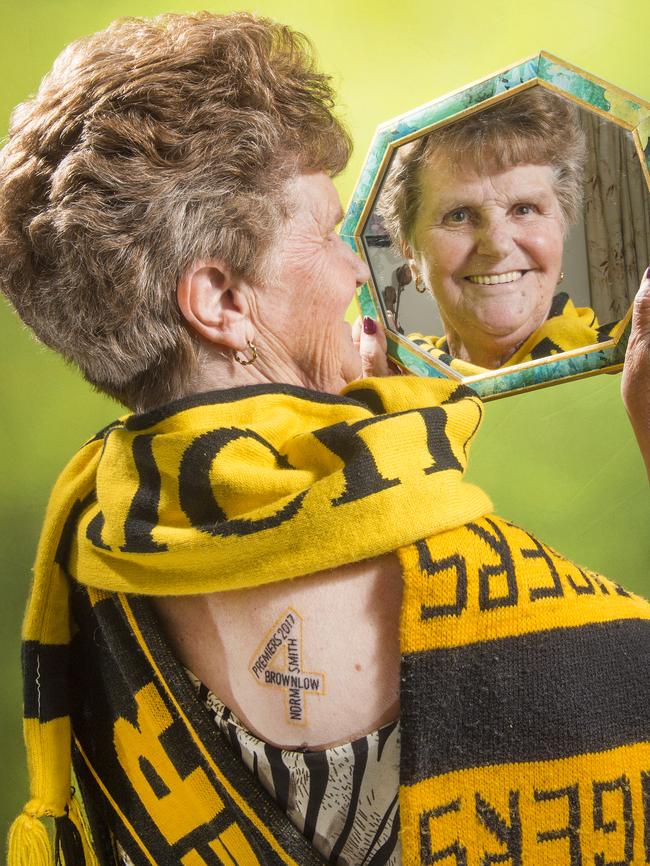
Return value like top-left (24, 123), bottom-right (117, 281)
top-left (402, 242), bottom-right (423, 279)
top-left (177, 260), bottom-right (253, 351)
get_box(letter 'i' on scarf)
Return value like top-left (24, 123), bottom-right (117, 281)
top-left (9, 378), bottom-right (650, 865)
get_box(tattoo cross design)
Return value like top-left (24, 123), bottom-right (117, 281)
top-left (249, 608), bottom-right (325, 725)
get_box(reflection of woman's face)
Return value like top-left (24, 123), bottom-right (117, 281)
top-left (408, 159), bottom-right (565, 366)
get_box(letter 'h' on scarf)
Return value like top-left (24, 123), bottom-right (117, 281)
top-left (9, 377), bottom-right (650, 866)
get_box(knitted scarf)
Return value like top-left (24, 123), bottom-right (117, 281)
top-left (9, 377), bottom-right (650, 866)
top-left (409, 292), bottom-right (620, 375)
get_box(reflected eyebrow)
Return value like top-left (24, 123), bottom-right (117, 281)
top-left (432, 186), bottom-right (554, 214)
top-left (507, 187), bottom-right (555, 201)
top-left (429, 197), bottom-right (477, 215)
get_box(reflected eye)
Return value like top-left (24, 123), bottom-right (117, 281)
top-left (513, 203), bottom-right (537, 216)
top-left (443, 208), bottom-right (471, 225)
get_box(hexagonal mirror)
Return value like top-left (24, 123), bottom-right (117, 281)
top-left (342, 52), bottom-right (650, 399)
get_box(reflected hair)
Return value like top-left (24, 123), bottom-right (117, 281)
top-left (380, 87), bottom-right (587, 251)
top-left (0, 12), bottom-right (351, 410)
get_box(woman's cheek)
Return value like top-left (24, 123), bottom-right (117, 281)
top-left (522, 221), bottom-right (564, 273)
top-left (439, 230), bottom-right (475, 271)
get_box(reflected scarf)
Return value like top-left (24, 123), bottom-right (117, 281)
top-left (409, 291), bottom-right (620, 375)
top-left (10, 377), bottom-right (650, 866)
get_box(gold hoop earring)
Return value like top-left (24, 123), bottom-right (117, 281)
top-left (234, 340), bottom-right (258, 366)
top-left (415, 273), bottom-right (426, 293)
top-left (557, 271), bottom-right (565, 285)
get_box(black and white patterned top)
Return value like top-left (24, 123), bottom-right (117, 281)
top-left (191, 673), bottom-right (401, 866)
top-left (118, 674), bottom-right (401, 866)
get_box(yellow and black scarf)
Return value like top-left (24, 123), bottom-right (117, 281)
top-left (9, 377), bottom-right (650, 865)
top-left (409, 292), bottom-right (621, 375)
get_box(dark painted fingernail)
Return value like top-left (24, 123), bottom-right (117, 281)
top-left (645, 266), bottom-right (650, 280)
top-left (363, 316), bottom-right (377, 335)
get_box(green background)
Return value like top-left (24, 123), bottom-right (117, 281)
top-left (1, 0), bottom-right (648, 846)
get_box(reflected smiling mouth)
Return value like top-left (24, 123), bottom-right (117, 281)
top-left (465, 270), bottom-right (527, 285)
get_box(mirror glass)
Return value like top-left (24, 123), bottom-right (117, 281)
top-left (361, 86), bottom-right (650, 375)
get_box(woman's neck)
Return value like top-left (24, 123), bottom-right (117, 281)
top-left (444, 324), bottom-right (531, 370)
top-left (446, 335), bottom-right (518, 370)
top-left (187, 341), bottom-right (349, 397)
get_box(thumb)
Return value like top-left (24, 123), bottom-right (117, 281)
top-left (630, 266), bottom-right (650, 338)
top-left (621, 266), bottom-right (650, 482)
top-left (622, 266), bottom-right (650, 407)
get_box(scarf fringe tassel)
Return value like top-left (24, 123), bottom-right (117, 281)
top-left (7, 812), bottom-right (54, 866)
top-left (62, 797), bottom-right (98, 866)
top-left (7, 796), bottom-right (98, 866)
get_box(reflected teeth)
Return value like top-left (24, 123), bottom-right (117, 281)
top-left (466, 271), bottom-right (524, 285)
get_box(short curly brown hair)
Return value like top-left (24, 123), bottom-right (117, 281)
top-left (380, 86), bottom-right (586, 252)
top-left (0, 12), bottom-right (351, 410)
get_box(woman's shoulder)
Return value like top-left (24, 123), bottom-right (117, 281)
top-left (399, 513), bottom-right (650, 650)
top-left (152, 553), bottom-right (403, 750)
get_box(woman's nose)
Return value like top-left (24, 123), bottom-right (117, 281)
top-left (352, 249), bottom-right (371, 286)
top-left (475, 219), bottom-right (515, 259)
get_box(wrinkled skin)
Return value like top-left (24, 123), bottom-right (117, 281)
top-left (622, 269), bottom-right (650, 481)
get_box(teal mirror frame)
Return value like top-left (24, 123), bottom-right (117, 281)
top-left (341, 52), bottom-right (650, 400)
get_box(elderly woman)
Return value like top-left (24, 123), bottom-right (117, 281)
top-left (381, 88), bottom-right (621, 372)
top-left (3, 13), bottom-right (650, 866)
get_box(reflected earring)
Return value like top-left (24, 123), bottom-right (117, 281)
top-left (415, 272), bottom-right (426, 293)
top-left (395, 263), bottom-right (413, 288)
top-left (234, 340), bottom-right (258, 366)
top-left (557, 271), bottom-right (565, 285)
